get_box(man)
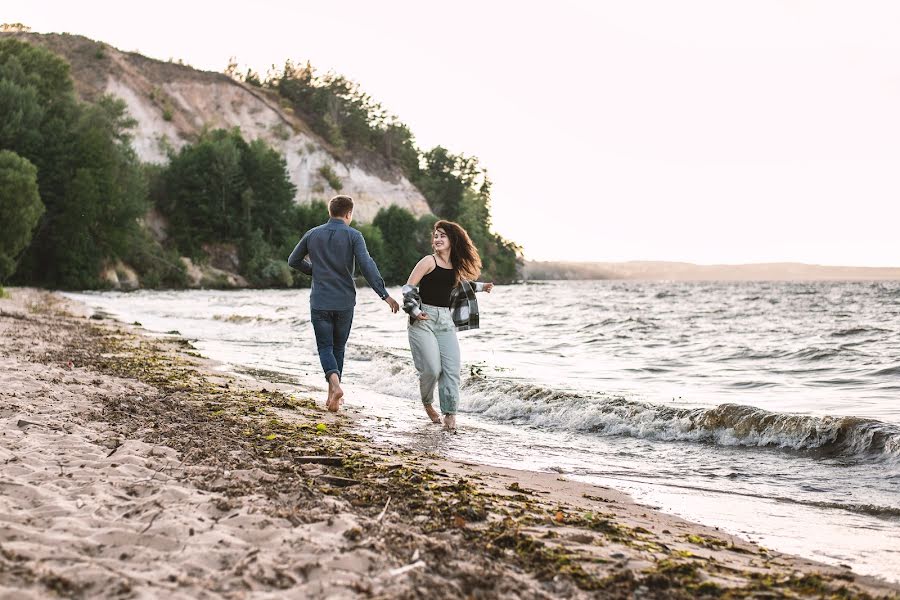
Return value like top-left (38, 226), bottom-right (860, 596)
top-left (288, 195), bottom-right (399, 412)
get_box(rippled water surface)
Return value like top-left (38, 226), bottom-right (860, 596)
top-left (68, 281), bottom-right (900, 581)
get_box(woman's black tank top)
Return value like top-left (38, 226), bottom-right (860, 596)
top-left (419, 257), bottom-right (455, 307)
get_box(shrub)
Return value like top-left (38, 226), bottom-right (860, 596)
top-left (271, 122), bottom-right (290, 141)
top-left (261, 259), bottom-right (293, 287)
top-left (122, 230), bottom-right (188, 289)
top-left (318, 164), bottom-right (342, 191)
top-left (0, 150), bottom-right (43, 284)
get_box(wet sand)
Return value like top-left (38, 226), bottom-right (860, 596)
top-left (1, 288), bottom-right (898, 599)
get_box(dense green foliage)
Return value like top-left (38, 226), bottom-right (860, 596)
top-left (0, 38), bottom-right (181, 289)
top-left (1, 37), bottom-right (520, 290)
top-left (156, 127), bottom-right (298, 287)
top-left (370, 206), bottom-right (425, 284)
top-left (414, 149), bottom-right (521, 282)
top-left (266, 61), bottom-right (419, 174)
top-left (255, 62), bottom-right (522, 283)
top-left (0, 150), bottom-right (43, 283)
top-left (414, 147), bottom-right (484, 222)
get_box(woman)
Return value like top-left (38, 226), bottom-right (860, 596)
top-left (401, 220), bottom-right (493, 431)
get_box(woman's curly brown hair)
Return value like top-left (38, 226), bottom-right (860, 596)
top-left (434, 220), bottom-right (481, 284)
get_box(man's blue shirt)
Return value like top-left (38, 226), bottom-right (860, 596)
top-left (287, 218), bottom-right (388, 310)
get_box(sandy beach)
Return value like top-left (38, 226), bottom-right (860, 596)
top-left (1, 288), bottom-right (898, 599)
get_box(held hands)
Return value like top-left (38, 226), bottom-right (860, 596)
top-left (415, 312), bottom-right (429, 321)
top-left (484, 282), bottom-right (494, 293)
top-left (384, 296), bottom-right (400, 313)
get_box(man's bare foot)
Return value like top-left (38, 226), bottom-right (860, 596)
top-left (424, 404), bottom-right (441, 424)
top-left (443, 414), bottom-right (456, 431)
top-left (326, 374), bottom-right (344, 412)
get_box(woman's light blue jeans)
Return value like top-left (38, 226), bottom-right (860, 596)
top-left (407, 304), bottom-right (461, 415)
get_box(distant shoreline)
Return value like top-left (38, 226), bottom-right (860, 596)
top-left (523, 260), bottom-right (900, 281)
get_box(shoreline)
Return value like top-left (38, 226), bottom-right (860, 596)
top-left (2, 288), bottom-right (898, 599)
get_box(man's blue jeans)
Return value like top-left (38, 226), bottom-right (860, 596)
top-left (310, 308), bottom-right (354, 381)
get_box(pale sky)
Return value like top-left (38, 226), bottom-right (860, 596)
top-left (6, 1), bottom-right (900, 266)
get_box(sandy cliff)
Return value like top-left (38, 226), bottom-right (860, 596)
top-left (7, 32), bottom-right (431, 224)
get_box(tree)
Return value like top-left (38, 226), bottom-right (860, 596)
top-left (414, 146), bottom-right (487, 221)
top-left (356, 222), bottom-right (385, 266)
top-left (372, 205), bottom-right (422, 284)
top-left (158, 128), bottom-right (297, 283)
top-left (160, 129), bottom-right (249, 255)
top-left (241, 137), bottom-right (297, 244)
top-left (16, 96), bottom-right (148, 288)
top-left (2, 39), bottom-right (151, 288)
top-left (267, 61), bottom-right (420, 171)
top-left (0, 150), bottom-right (43, 283)
top-left (0, 75), bottom-right (43, 154)
top-left (0, 37), bottom-right (77, 218)
top-left (381, 122), bottom-right (419, 176)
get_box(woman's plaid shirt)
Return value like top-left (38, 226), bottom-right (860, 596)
top-left (401, 280), bottom-right (487, 331)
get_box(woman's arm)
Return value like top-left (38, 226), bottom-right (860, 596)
top-left (472, 281), bottom-right (494, 293)
top-left (406, 255), bottom-right (436, 286)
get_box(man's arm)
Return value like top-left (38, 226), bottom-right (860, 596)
top-left (352, 231), bottom-right (398, 312)
top-left (287, 232), bottom-right (313, 275)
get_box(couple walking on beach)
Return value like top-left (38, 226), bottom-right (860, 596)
top-left (287, 195), bottom-right (493, 431)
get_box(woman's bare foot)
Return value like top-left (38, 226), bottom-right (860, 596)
top-left (326, 374), bottom-right (344, 412)
top-left (424, 404), bottom-right (442, 424)
top-left (443, 414), bottom-right (456, 431)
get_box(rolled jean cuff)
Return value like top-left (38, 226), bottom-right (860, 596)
top-left (324, 369), bottom-right (340, 382)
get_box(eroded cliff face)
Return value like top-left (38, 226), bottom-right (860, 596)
top-left (12, 32), bottom-right (431, 224)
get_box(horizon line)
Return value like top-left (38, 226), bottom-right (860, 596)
top-left (524, 259), bottom-right (900, 270)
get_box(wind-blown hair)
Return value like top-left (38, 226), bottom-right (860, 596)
top-left (434, 220), bottom-right (481, 284)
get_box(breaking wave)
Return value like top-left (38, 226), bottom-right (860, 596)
top-left (354, 348), bottom-right (900, 462)
top-left (460, 378), bottom-right (900, 461)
